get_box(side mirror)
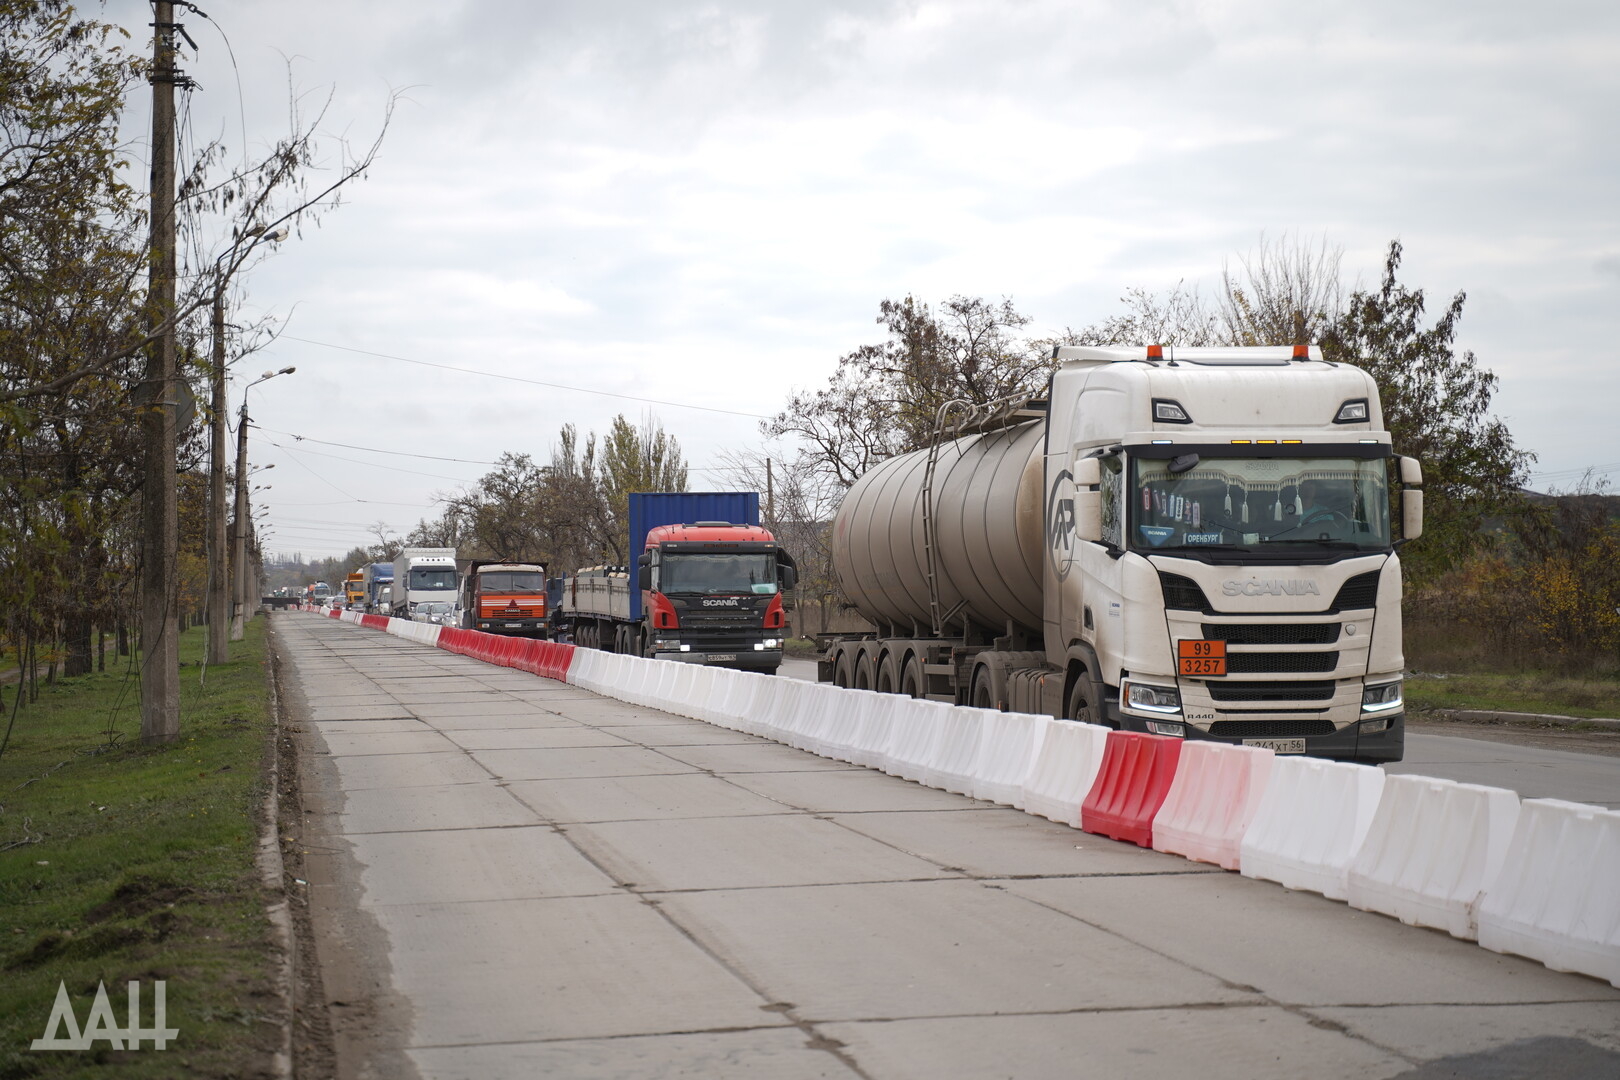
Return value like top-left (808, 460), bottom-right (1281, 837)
top-left (1399, 456), bottom-right (1423, 486)
top-left (1401, 489), bottom-right (1423, 542)
top-left (1072, 455), bottom-right (1100, 487)
top-left (1074, 490), bottom-right (1103, 543)
top-left (638, 565), bottom-right (651, 591)
top-left (780, 565), bottom-right (797, 591)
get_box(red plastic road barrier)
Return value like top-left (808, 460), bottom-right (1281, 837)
top-left (360, 613), bottom-right (389, 631)
top-left (327, 608), bottom-right (340, 618)
top-left (1081, 731), bottom-right (1185, 847)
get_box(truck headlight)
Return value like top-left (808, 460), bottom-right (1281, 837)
top-left (1361, 682), bottom-right (1403, 713)
top-left (761, 638), bottom-right (780, 649)
top-left (1123, 681), bottom-right (1181, 715)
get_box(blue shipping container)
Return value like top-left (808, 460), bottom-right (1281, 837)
top-left (627, 491), bottom-right (761, 621)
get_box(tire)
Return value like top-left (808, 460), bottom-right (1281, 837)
top-left (900, 655), bottom-right (925, 699)
top-left (876, 652), bottom-right (901, 695)
top-left (1066, 669), bottom-right (1104, 726)
top-left (832, 649), bottom-right (853, 689)
top-left (971, 668), bottom-right (995, 710)
top-left (854, 652), bottom-right (876, 691)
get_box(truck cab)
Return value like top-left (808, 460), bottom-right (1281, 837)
top-left (1047, 345), bottom-right (1420, 761)
top-left (463, 561), bottom-right (548, 636)
top-left (637, 523), bottom-right (796, 672)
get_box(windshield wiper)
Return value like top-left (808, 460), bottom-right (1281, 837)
top-left (1258, 538), bottom-right (1362, 549)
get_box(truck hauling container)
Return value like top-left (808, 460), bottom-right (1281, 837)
top-left (361, 562), bottom-right (393, 613)
top-left (820, 344), bottom-right (1423, 763)
top-left (553, 492), bottom-right (798, 673)
top-left (461, 561), bottom-right (548, 636)
top-left (390, 547), bottom-right (457, 619)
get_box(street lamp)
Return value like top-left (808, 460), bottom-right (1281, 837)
top-left (208, 225), bottom-right (288, 663)
top-left (230, 365), bottom-right (295, 641)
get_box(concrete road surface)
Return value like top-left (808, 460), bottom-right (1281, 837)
top-left (273, 614), bottom-right (1620, 1080)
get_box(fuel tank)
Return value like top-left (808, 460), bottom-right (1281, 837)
top-left (831, 420), bottom-right (1046, 636)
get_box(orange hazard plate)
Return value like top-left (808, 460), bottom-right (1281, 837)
top-left (1177, 639), bottom-right (1227, 677)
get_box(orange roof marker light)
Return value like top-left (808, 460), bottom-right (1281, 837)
top-left (1292, 344), bottom-right (1310, 359)
top-left (1146, 345), bottom-right (1164, 360)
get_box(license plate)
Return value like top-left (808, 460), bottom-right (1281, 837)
top-left (1244, 738), bottom-right (1306, 753)
top-left (505, 623), bottom-right (522, 628)
top-left (1177, 639), bottom-right (1227, 677)
top-left (707, 654), bottom-right (737, 662)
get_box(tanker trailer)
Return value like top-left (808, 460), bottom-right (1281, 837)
top-left (820, 344), bottom-right (1425, 763)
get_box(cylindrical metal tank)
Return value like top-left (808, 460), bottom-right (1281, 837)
top-left (831, 420), bottom-right (1046, 636)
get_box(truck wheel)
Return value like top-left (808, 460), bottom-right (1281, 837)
top-left (854, 652), bottom-right (875, 691)
top-left (900, 656), bottom-right (925, 699)
top-left (1066, 672), bottom-right (1101, 725)
top-left (971, 668), bottom-right (995, 710)
top-left (832, 650), bottom-right (853, 689)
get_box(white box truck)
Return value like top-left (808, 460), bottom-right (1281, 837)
top-left (820, 345), bottom-right (1423, 763)
top-left (390, 547), bottom-right (458, 619)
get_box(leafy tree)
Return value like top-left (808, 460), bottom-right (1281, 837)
top-left (768, 295), bottom-right (1052, 490)
top-left (1320, 241), bottom-right (1531, 582)
top-left (598, 414), bottom-right (688, 561)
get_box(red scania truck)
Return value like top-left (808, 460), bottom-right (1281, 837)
top-left (553, 492), bottom-right (797, 672)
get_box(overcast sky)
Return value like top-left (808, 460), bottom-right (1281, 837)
top-left (106, 0), bottom-right (1620, 561)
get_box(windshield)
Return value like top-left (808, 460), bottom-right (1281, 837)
top-left (475, 571), bottom-right (545, 593)
top-left (408, 567), bottom-right (457, 591)
top-left (1129, 455), bottom-right (1391, 554)
top-left (659, 553), bottom-right (777, 595)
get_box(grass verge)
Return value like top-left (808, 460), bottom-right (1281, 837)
top-left (1404, 670), bottom-right (1620, 719)
top-left (0, 619), bottom-right (279, 1079)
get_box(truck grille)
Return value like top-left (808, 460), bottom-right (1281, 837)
top-left (1159, 572), bottom-right (1208, 611)
top-left (1202, 623), bottom-right (1340, 645)
top-left (1208, 719), bottom-right (1336, 738)
top-left (1204, 680), bottom-right (1337, 702)
top-left (1332, 571), bottom-right (1380, 611)
top-left (1226, 652), bottom-right (1340, 674)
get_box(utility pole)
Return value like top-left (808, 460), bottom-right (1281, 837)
top-left (230, 394), bottom-right (251, 642)
top-left (207, 287), bottom-right (229, 664)
top-left (140, 1), bottom-right (180, 743)
top-left (233, 368), bottom-right (294, 641)
top-left (766, 458), bottom-right (774, 527)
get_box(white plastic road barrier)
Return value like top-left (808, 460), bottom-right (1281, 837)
top-left (789, 683), bottom-right (845, 755)
top-left (688, 666), bottom-right (734, 724)
top-left (1152, 742), bottom-right (1276, 871)
top-left (816, 688), bottom-right (873, 763)
top-left (884, 698), bottom-right (954, 784)
top-left (744, 674), bottom-right (797, 738)
top-left (845, 691), bottom-right (898, 770)
top-left (770, 678), bottom-right (819, 750)
top-left (970, 711), bottom-right (1048, 809)
top-left (709, 669), bottom-right (765, 730)
top-left (1478, 798), bottom-right (1620, 988)
top-left (1020, 720), bottom-right (1109, 826)
top-left (921, 707), bottom-right (989, 796)
top-left (1240, 756), bottom-right (1386, 901)
top-left (566, 648), bottom-right (604, 692)
top-left (1346, 774), bottom-right (1521, 940)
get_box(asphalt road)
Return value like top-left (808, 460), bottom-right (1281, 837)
top-left (780, 658), bottom-right (1620, 808)
top-left (274, 614), bottom-right (1620, 1080)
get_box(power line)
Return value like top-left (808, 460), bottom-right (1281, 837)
top-left (263, 438), bottom-right (479, 483)
top-left (259, 427), bottom-right (500, 465)
top-left (280, 335), bottom-right (772, 419)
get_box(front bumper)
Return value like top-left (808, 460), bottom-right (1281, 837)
top-left (651, 647), bottom-right (783, 672)
top-left (476, 616), bottom-right (548, 636)
top-left (1110, 705), bottom-right (1405, 763)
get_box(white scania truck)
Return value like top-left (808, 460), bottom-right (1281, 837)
top-left (389, 547), bottom-right (458, 620)
top-left (820, 345), bottom-right (1423, 763)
